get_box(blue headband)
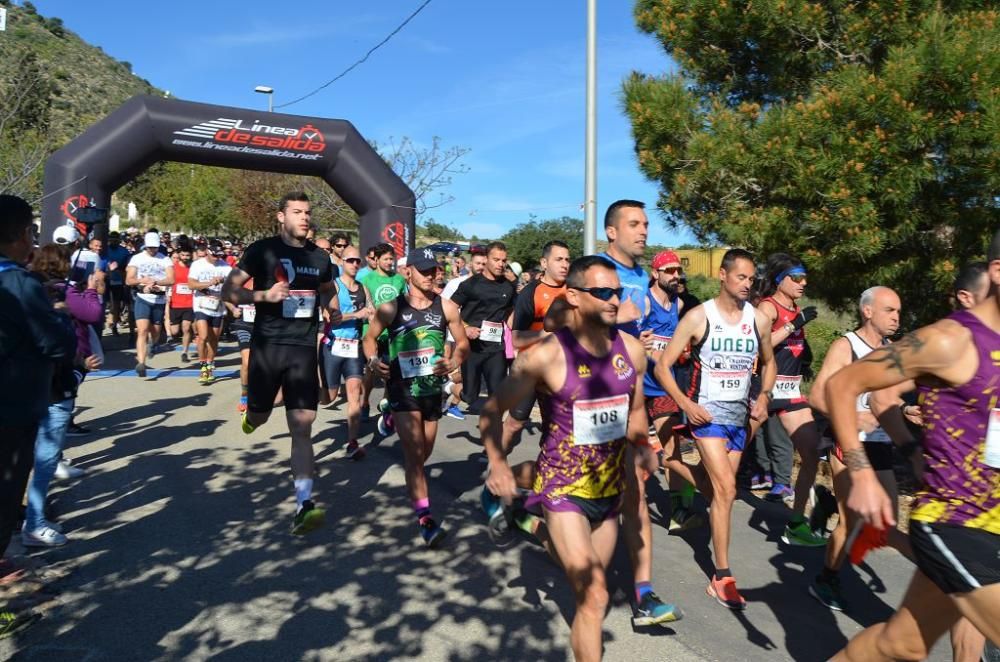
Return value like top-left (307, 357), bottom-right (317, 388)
top-left (775, 266), bottom-right (807, 285)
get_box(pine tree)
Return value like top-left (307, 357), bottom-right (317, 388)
top-left (624, 1), bottom-right (1000, 323)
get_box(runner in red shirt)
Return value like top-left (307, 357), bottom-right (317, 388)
top-left (167, 242), bottom-right (195, 362)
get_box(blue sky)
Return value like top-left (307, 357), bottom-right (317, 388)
top-left (33, 0), bottom-right (695, 246)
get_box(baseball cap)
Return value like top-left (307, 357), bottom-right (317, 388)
top-left (508, 261), bottom-right (523, 278)
top-left (144, 231), bottom-right (161, 248)
top-left (652, 250), bottom-right (682, 271)
top-left (406, 248), bottom-right (438, 271)
top-left (52, 225), bottom-right (80, 245)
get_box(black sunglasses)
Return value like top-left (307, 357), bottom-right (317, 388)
top-left (334, 243), bottom-right (348, 249)
top-left (344, 257), bottom-right (362, 264)
top-left (570, 286), bottom-right (623, 301)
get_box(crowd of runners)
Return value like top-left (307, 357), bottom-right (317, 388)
top-left (0, 191), bottom-right (996, 661)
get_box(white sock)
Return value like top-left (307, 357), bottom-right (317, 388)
top-left (294, 478), bottom-right (313, 509)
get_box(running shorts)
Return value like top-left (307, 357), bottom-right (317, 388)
top-left (833, 442), bottom-right (894, 472)
top-left (530, 493), bottom-right (622, 525)
top-left (194, 312), bottom-right (223, 328)
top-left (231, 321), bottom-right (253, 351)
top-left (386, 387), bottom-right (442, 422)
top-left (169, 307), bottom-right (194, 324)
top-left (320, 350), bottom-right (364, 386)
top-left (690, 422), bottom-right (748, 452)
top-left (133, 298), bottom-right (165, 324)
top-left (247, 342), bottom-right (319, 413)
top-left (910, 520), bottom-right (1000, 594)
top-left (770, 398), bottom-right (810, 415)
top-left (646, 394), bottom-right (681, 421)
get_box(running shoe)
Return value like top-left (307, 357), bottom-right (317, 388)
top-left (135, 362), bottom-right (147, 378)
top-left (809, 575), bottom-right (847, 612)
top-left (22, 524), bottom-right (68, 548)
top-left (750, 473), bottom-right (773, 490)
top-left (765, 483), bottom-right (794, 505)
top-left (480, 485), bottom-right (502, 519)
top-left (377, 412), bottom-right (395, 436)
top-left (668, 506), bottom-right (704, 532)
top-left (706, 576), bottom-right (746, 610)
top-left (198, 367), bottom-right (210, 384)
top-left (237, 396), bottom-right (248, 413)
top-left (291, 500), bottom-right (326, 535)
top-left (346, 439), bottom-right (366, 461)
top-left (65, 422), bottom-right (90, 437)
top-left (418, 516), bottom-right (447, 548)
top-left (633, 592), bottom-right (684, 626)
top-left (445, 404), bottom-right (466, 420)
top-left (180, 351), bottom-right (190, 363)
top-left (54, 460), bottom-right (84, 480)
top-left (241, 412), bottom-right (256, 435)
top-left (781, 519), bottom-right (828, 547)
top-left (0, 609), bottom-right (41, 640)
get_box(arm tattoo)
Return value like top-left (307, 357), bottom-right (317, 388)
top-left (843, 447), bottom-right (872, 472)
top-left (862, 332), bottom-right (925, 376)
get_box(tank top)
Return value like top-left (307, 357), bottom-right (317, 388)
top-left (170, 262), bottom-right (193, 309)
top-left (912, 310), bottom-right (1000, 533)
top-left (329, 276), bottom-right (366, 340)
top-left (845, 331), bottom-right (891, 443)
top-left (531, 327), bottom-right (637, 501)
top-left (688, 299), bottom-right (758, 426)
top-left (641, 290), bottom-right (680, 397)
top-left (762, 296), bottom-right (807, 401)
top-left (387, 294), bottom-right (447, 397)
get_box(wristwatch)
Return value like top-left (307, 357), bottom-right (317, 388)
top-left (783, 322), bottom-right (795, 334)
top-left (761, 390), bottom-right (774, 401)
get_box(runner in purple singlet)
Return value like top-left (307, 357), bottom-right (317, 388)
top-left (827, 230), bottom-right (1000, 661)
top-left (480, 255), bottom-right (651, 662)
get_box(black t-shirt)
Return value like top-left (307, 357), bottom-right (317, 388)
top-left (451, 273), bottom-right (516, 353)
top-left (237, 236), bottom-right (334, 347)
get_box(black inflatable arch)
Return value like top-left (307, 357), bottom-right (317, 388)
top-left (40, 94), bottom-right (415, 256)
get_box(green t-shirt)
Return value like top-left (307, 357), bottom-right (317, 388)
top-left (362, 270), bottom-right (407, 339)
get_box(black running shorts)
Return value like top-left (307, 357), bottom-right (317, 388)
top-left (387, 386), bottom-right (442, 422)
top-left (247, 342), bottom-right (319, 413)
top-left (910, 520), bottom-right (1000, 594)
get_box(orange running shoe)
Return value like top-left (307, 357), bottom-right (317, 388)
top-left (706, 575), bottom-right (747, 610)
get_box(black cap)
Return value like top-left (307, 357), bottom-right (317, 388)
top-left (406, 247), bottom-right (438, 271)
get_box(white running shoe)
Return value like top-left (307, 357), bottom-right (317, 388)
top-left (22, 524), bottom-right (68, 547)
top-left (54, 460), bottom-right (85, 480)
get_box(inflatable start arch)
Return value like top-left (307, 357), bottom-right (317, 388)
top-left (40, 95), bottom-right (415, 256)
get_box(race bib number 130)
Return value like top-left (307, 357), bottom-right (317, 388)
top-left (399, 347), bottom-right (436, 379)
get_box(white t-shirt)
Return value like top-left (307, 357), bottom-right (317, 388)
top-left (442, 273), bottom-right (472, 301)
top-left (190, 258), bottom-right (232, 317)
top-left (128, 252), bottom-right (174, 304)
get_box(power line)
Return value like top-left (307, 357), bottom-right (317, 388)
top-left (275, 0), bottom-right (433, 110)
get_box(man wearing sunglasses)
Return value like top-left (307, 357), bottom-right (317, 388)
top-left (364, 248), bottom-right (469, 547)
top-left (481, 255), bottom-right (649, 662)
top-left (653, 248), bottom-right (777, 611)
top-left (330, 232), bottom-right (350, 271)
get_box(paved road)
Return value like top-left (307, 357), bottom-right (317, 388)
top-left (2, 337), bottom-right (952, 661)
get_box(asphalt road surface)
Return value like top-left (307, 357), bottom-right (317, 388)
top-left (1, 337), bottom-right (953, 661)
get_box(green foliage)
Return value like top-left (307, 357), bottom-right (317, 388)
top-left (683, 274), bottom-right (718, 302)
top-left (500, 217), bottom-right (584, 269)
top-left (625, 1), bottom-right (1000, 326)
top-left (419, 220), bottom-right (465, 242)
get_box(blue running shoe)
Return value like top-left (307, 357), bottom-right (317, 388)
top-left (481, 485), bottom-right (502, 518)
top-left (445, 404), bottom-right (466, 420)
top-left (765, 483), bottom-right (794, 504)
top-left (418, 516), bottom-right (447, 548)
top-left (633, 592), bottom-right (684, 626)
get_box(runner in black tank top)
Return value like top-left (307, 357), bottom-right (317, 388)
top-left (364, 248), bottom-right (469, 548)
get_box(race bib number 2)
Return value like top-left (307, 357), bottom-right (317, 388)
top-left (399, 347), bottom-right (437, 379)
top-left (283, 290), bottom-right (316, 319)
top-left (573, 394), bottom-right (629, 446)
top-left (985, 408), bottom-right (1000, 468)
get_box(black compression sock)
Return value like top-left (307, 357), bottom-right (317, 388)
top-left (715, 567), bottom-right (732, 580)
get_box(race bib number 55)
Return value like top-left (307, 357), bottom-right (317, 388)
top-left (573, 394), bottom-right (629, 446)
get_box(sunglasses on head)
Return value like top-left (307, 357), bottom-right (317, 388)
top-left (571, 286), bottom-right (623, 301)
top-left (658, 266), bottom-right (682, 275)
top-left (344, 257), bottom-right (362, 264)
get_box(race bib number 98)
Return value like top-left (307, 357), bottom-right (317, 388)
top-left (481, 320), bottom-right (504, 343)
top-left (573, 394), bottom-right (629, 446)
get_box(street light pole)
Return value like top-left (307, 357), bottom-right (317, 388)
top-left (584, 0), bottom-right (597, 256)
top-left (254, 85), bottom-right (274, 113)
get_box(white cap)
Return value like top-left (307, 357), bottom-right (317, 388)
top-left (397, 256), bottom-right (408, 268)
top-left (52, 225), bottom-right (80, 245)
top-left (144, 231), bottom-right (161, 248)
top-left (508, 261), bottom-right (523, 278)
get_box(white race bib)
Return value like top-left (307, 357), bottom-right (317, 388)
top-left (774, 375), bottom-right (802, 400)
top-left (705, 370), bottom-right (750, 401)
top-left (240, 305), bottom-right (256, 323)
top-left (399, 347), bottom-right (436, 379)
top-left (480, 320), bottom-right (504, 343)
top-left (175, 284), bottom-right (192, 295)
top-left (573, 394), bottom-right (629, 446)
top-left (985, 408), bottom-right (1000, 468)
top-left (200, 295), bottom-right (221, 312)
top-left (283, 290), bottom-right (316, 319)
top-left (331, 337), bottom-right (359, 359)
top-left (651, 335), bottom-right (671, 352)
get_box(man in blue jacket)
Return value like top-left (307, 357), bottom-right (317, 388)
top-left (0, 195), bottom-right (77, 637)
